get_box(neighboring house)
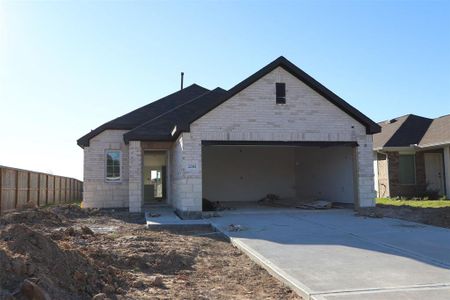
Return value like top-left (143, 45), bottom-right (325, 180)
top-left (77, 56), bottom-right (381, 217)
top-left (373, 114), bottom-right (450, 199)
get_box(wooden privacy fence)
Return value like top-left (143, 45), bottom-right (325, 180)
top-left (0, 165), bottom-right (83, 214)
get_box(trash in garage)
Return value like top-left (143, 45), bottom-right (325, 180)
top-left (258, 194), bottom-right (281, 205)
top-left (203, 198), bottom-right (222, 211)
top-left (296, 200), bottom-right (333, 210)
top-left (227, 224), bottom-right (244, 232)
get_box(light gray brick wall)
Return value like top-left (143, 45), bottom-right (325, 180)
top-left (169, 135), bottom-right (202, 212)
top-left (171, 67), bottom-right (376, 211)
top-left (129, 141), bottom-right (143, 212)
top-left (83, 130), bottom-right (129, 208)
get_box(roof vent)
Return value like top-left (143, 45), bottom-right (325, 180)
top-left (180, 72), bottom-right (184, 90)
top-left (388, 118), bottom-right (397, 124)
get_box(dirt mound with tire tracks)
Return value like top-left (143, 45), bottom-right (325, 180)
top-left (0, 223), bottom-right (120, 299)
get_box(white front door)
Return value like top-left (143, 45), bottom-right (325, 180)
top-left (424, 153), bottom-right (445, 195)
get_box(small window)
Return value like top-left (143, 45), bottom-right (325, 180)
top-left (276, 82), bottom-right (286, 104)
top-left (399, 154), bottom-right (415, 184)
top-left (106, 150), bottom-right (121, 182)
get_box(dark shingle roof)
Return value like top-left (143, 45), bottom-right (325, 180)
top-left (124, 88), bottom-right (228, 142)
top-left (78, 56), bottom-right (381, 147)
top-left (193, 56), bottom-right (381, 135)
top-left (373, 114), bottom-right (433, 149)
top-left (420, 114), bottom-right (450, 147)
top-left (77, 84), bottom-right (209, 147)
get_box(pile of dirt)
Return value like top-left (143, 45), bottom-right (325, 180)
top-left (0, 224), bottom-right (123, 299)
top-left (85, 229), bottom-right (197, 275)
top-left (0, 205), bottom-right (301, 299)
top-left (0, 204), bottom-right (101, 228)
top-left (0, 209), bottom-right (64, 227)
top-left (48, 204), bottom-right (99, 219)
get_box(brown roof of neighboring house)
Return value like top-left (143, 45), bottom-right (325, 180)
top-left (419, 114), bottom-right (450, 147)
top-left (374, 114), bottom-right (450, 149)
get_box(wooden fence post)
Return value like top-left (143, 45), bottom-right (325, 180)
top-left (14, 170), bottom-right (18, 210)
top-left (37, 173), bottom-right (40, 206)
top-left (0, 167), bottom-right (2, 213)
top-left (46, 174), bottom-right (49, 205)
top-left (27, 171), bottom-right (30, 204)
top-left (53, 176), bottom-right (56, 204)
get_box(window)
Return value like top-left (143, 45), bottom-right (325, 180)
top-left (399, 154), bottom-right (415, 184)
top-left (106, 150), bottom-right (121, 181)
top-left (276, 82), bottom-right (286, 104)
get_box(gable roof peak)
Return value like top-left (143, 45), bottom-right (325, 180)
top-left (224, 56), bottom-right (380, 134)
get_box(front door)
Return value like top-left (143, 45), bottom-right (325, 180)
top-left (424, 152), bottom-right (445, 195)
top-left (143, 151), bottom-right (167, 204)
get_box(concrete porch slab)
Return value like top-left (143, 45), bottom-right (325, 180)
top-left (145, 207), bottom-right (209, 226)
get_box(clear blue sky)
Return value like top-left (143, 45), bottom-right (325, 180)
top-left (0, 0), bottom-right (449, 180)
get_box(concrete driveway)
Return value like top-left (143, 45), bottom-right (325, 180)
top-left (210, 209), bottom-right (450, 300)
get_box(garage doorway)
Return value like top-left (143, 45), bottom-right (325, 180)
top-left (202, 141), bottom-right (357, 210)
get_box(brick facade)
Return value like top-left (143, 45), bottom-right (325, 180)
top-left (83, 67), bottom-right (377, 213)
top-left (378, 150), bottom-right (447, 198)
top-left (83, 130), bottom-right (129, 208)
top-left (170, 67), bottom-right (376, 214)
top-left (128, 141), bottom-right (143, 212)
top-left (386, 152), bottom-right (426, 197)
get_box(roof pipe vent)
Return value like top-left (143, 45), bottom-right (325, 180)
top-left (180, 72), bottom-right (184, 90)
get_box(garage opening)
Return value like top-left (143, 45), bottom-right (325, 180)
top-left (202, 141), bottom-right (357, 211)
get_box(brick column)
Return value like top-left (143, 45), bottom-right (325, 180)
top-left (171, 133), bottom-right (203, 219)
top-left (129, 141), bottom-right (143, 212)
top-left (444, 146), bottom-right (450, 199)
top-left (356, 136), bottom-right (376, 207)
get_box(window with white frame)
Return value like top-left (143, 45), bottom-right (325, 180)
top-left (106, 150), bottom-right (121, 182)
top-left (399, 154), bottom-right (415, 185)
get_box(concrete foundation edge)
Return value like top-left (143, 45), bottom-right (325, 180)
top-left (211, 223), bottom-right (312, 300)
top-left (175, 209), bottom-right (203, 220)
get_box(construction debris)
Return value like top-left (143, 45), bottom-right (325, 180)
top-left (258, 194), bottom-right (334, 210)
top-left (227, 224), bottom-right (244, 232)
top-left (258, 194), bottom-right (281, 206)
top-left (297, 200), bottom-right (333, 210)
top-left (202, 198), bottom-right (222, 211)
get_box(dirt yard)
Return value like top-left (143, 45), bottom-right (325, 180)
top-left (359, 205), bottom-right (450, 229)
top-left (0, 205), bottom-right (301, 300)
